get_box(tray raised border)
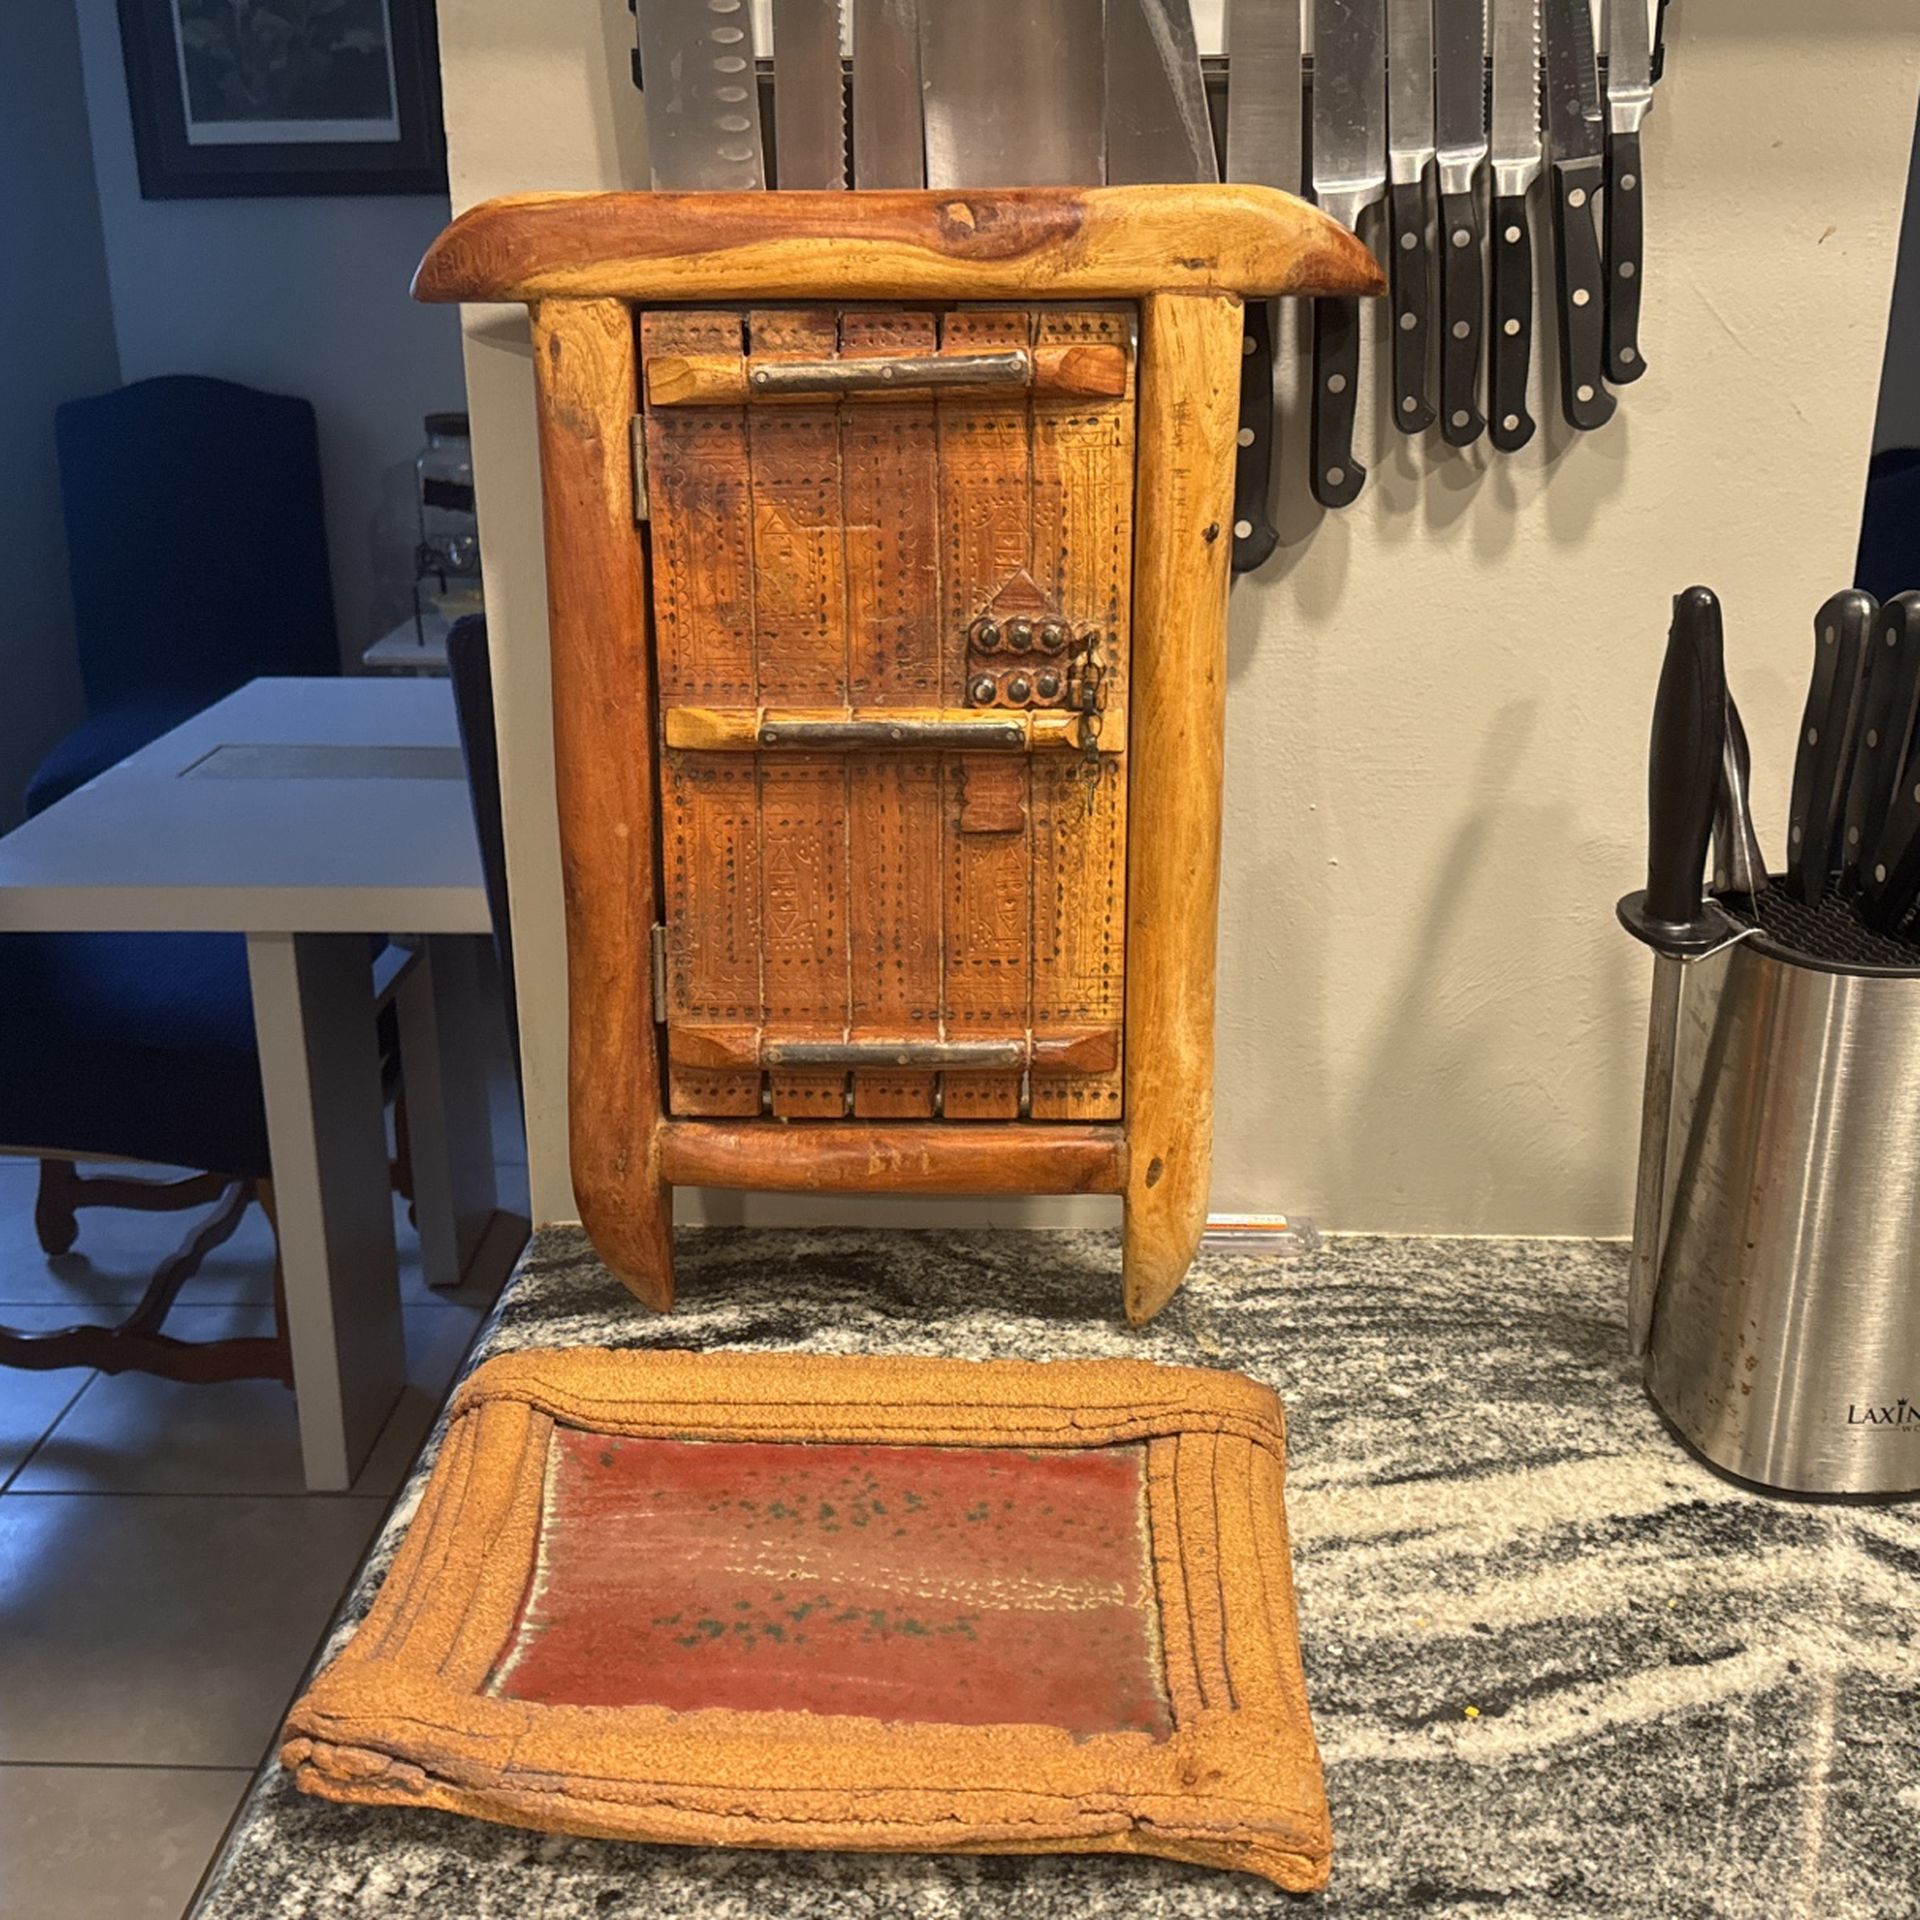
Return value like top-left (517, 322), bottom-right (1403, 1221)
top-left (281, 1347), bottom-right (1330, 1891)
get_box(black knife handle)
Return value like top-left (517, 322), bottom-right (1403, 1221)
top-left (1310, 297), bottom-right (1365, 510)
top-left (1439, 184), bottom-right (1486, 447)
top-left (1230, 299), bottom-right (1279, 573)
top-left (1643, 585), bottom-right (1725, 932)
top-left (1390, 175), bottom-right (1435, 435)
top-left (1550, 156), bottom-right (1618, 433)
top-left (1604, 129), bottom-right (1647, 385)
top-left (1489, 193), bottom-right (1536, 454)
top-left (1787, 589), bottom-right (1875, 907)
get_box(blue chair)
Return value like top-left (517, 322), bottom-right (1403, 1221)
top-left (26, 373), bottom-right (339, 815)
top-left (2, 375), bottom-right (344, 1384)
top-left (1857, 446), bottom-right (1920, 606)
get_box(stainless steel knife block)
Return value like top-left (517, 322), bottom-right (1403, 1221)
top-left (1637, 908), bottom-right (1920, 1495)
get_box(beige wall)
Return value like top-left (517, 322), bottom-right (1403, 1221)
top-left (438, 0), bottom-right (1920, 1236)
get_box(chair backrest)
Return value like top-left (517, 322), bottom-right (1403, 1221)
top-left (56, 374), bottom-right (339, 713)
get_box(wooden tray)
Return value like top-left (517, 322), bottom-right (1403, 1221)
top-left (282, 1347), bottom-right (1330, 1891)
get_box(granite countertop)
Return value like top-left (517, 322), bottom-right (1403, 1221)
top-left (192, 1229), bottom-right (1919, 1918)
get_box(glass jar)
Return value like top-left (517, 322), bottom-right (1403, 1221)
top-left (416, 411), bottom-right (479, 584)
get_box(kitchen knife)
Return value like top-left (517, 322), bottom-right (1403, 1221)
top-left (773, 0), bottom-right (847, 190)
top-left (1488, 0), bottom-right (1541, 452)
top-left (637, 0), bottom-right (767, 190)
top-left (921, 0), bottom-right (1104, 188)
top-left (1618, 586), bottom-right (1729, 1359)
top-left (1784, 589), bottom-right (1875, 908)
top-left (1105, 0), bottom-right (1218, 185)
top-left (1434, 0), bottom-right (1488, 447)
top-left (1712, 695), bottom-right (1769, 902)
top-left (1224, 0), bottom-right (1304, 572)
top-left (1604, 0), bottom-right (1654, 384)
top-left (852, 0), bottom-right (924, 187)
top-left (1840, 592), bottom-right (1920, 892)
top-left (1542, 0), bottom-right (1615, 430)
top-left (1310, 0), bottom-right (1388, 510)
top-left (1386, 0), bottom-right (1437, 435)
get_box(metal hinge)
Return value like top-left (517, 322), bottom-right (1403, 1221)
top-left (649, 922), bottom-right (668, 1022)
top-left (629, 414), bottom-right (649, 524)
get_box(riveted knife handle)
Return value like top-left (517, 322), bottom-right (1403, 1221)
top-left (1231, 299), bottom-right (1279, 573)
top-left (1390, 176), bottom-right (1435, 435)
top-left (1550, 155), bottom-right (1617, 432)
top-left (1310, 297), bottom-right (1366, 510)
top-left (1439, 185), bottom-right (1486, 447)
top-left (1604, 129), bottom-right (1647, 384)
top-left (1490, 192), bottom-right (1536, 453)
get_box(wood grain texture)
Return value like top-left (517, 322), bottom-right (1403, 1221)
top-left (655, 1120), bottom-right (1126, 1195)
top-left (1120, 293), bottom-right (1243, 1327)
top-left (414, 185), bottom-right (1385, 307)
top-left (841, 309), bottom-right (943, 1120)
top-left (531, 299), bottom-right (673, 1312)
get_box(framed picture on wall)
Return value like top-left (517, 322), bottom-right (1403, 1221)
top-left (116, 0), bottom-right (447, 198)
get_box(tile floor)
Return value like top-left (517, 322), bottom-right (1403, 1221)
top-left (0, 1112), bottom-right (527, 1920)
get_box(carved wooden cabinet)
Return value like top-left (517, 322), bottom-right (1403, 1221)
top-left (415, 187), bottom-right (1381, 1322)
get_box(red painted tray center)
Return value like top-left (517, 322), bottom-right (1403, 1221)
top-left (486, 1429), bottom-right (1172, 1739)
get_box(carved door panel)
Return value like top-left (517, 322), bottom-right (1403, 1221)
top-left (641, 304), bottom-right (1134, 1123)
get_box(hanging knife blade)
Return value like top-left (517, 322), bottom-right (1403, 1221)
top-left (921, 0), bottom-right (1104, 187)
top-left (1713, 694), bottom-right (1768, 902)
top-left (1840, 592), bottom-right (1920, 892)
top-left (1386, 0), bottom-right (1437, 435)
top-left (1435, 0), bottom-right (1488, 447)
top-left (1618, 586), bottom-right (1730, 1359)
top-left (1785, 589), bottom-right (1875, 908)
top-left (1310, 0), bottom-right (1389, 510)
top-left (1105, 0), bottom-right (1218, 185)
top-left (637, 0), bottom-right (767, 189)
top-left (852, 0), bottom-right (924, 186)
top-left (1604, 0), bottom-right (1654, 384)
top-left (1488, 0), bottom-right (1541, 452)
top-left (774, 0), bottom-right (847, 189)
top-left (1542, 0), bottom-right (1615, 430)
top-left (1224, 0), bottom-right (1304, 573)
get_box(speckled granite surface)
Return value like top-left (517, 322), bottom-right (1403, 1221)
top-left (191, 1230), bottom-right (1920, 1918)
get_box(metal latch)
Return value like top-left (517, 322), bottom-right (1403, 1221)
top-left (649, 922), bottom-right (668, 1021)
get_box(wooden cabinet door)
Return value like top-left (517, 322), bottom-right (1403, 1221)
top-left (641, 304), bottom-right (1134, 1123)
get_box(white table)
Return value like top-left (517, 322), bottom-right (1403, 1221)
top-left (0, 679), bottom-right (505, 1489)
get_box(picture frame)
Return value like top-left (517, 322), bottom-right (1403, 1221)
top-left (115, 0), bottom-right (447, 199)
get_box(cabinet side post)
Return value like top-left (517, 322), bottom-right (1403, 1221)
top-left (1122, 291), bottom-right (1242, 1325)
top-left (529, 298), bottom-right (673, 1310)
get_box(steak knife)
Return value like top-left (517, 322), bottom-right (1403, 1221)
top-left (1310, 0), bottom-right (1388, 510)
top-left (773, 0), bottom-right (847, 190)
top-left (1604, 0), bottom-right (1654, 384)
top-left (1435, 0), bottom-right (1488, 447)
top-left (1489, 0), bottom-right (1541, 452)
top-left (1386, 0), bottom-right (1437, 435)
top-left (1841, 592), bottom-right (1920, 891)
top-left (1106, 0), bottom-right (1218, 185)
top-left (1542, 0), bottom-right (1615, 430)
top-left (637, 0), bottom-right (767, 188)
top-left (852, 0), bottom-right (924, 187)
top-left (1225, 0), bottom-right (1304, 571)
top-left (1785, 589), bottom-right (1875, 908)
